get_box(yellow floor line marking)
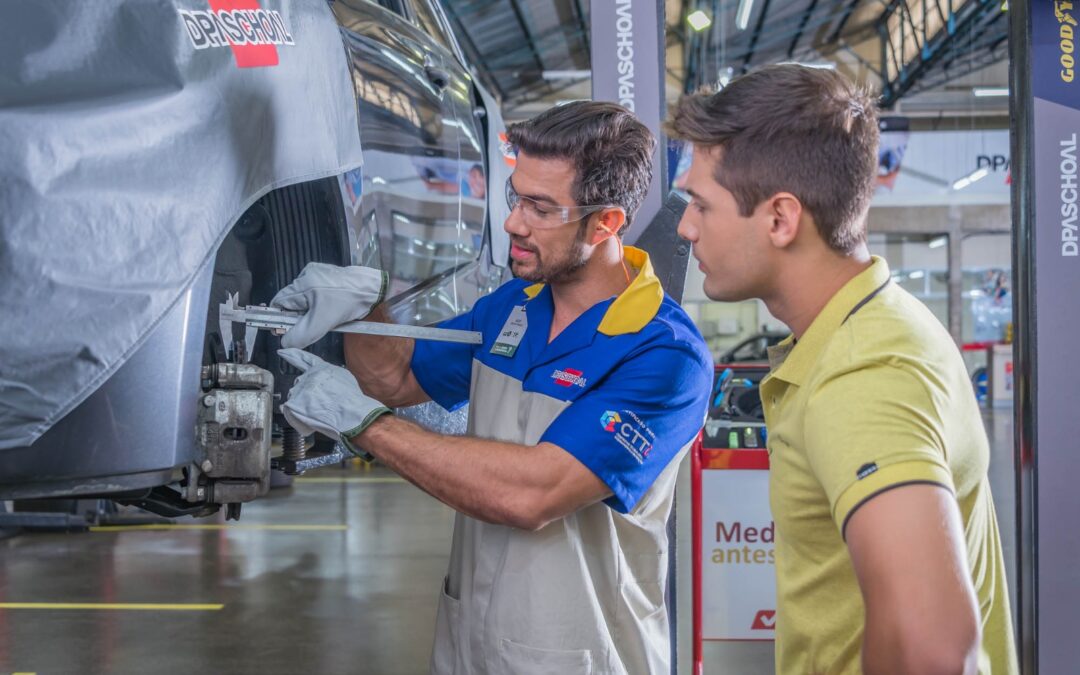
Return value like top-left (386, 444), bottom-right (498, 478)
top-left (0, 603), bottom-right (223, 611)
top-left (295, 477), bottom-right (407, 484)
top-left (89, 524), bottom-right (347, 532)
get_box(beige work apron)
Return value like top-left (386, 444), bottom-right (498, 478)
top-left (429, 360), bottom-right (686, 675)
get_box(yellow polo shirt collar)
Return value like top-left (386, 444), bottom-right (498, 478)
top-left (767, 256), bottom-right (891, 387)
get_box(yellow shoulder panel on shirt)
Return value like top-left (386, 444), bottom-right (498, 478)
top-left (598, 246), bottom-right (664, 336)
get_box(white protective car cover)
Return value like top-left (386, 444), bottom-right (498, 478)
top-left (0, 0), bottom-right (364, 449)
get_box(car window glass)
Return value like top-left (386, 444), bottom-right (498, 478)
top-left (391, 212), bottom-right (477, 282)
top-left (733, 341), bottom-right (758, 361)
top-left (333, 0), bottom-right (502, 326)
top-left (342, 0), bottom-right (406, 19)
top-left (335, 8), bottom-right (462, 290)
top-left (409, 0), bottom-right (453, 52)
top-left (375, 0), bottom-right (407, 18)
top-left (388, 62), bottom-right (494, 325)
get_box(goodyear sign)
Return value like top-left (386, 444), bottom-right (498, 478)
top-left (1056, 1), bottom-right (1077, 82)
top-left (1037, 2), bottom-right (1078, 106)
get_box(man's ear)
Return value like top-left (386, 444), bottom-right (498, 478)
top-left (766, 193), bottom-right (803, 249)
top-left (591, 208), bottom-right (626, 244)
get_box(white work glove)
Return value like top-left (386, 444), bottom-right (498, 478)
top-left (270, 263), bottom-right (388, 349)
top-left (278, 348), bottom-right (392, 458)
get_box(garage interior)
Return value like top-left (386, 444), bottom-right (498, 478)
top-left (0, 0), bottom-right (1042, 673)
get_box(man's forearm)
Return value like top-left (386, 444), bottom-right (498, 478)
top-left (354, 415), bottom-right (604, 530)
top-left (344, 305), bottom-right (424, 407)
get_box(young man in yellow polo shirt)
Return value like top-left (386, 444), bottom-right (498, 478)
top-left (669, 64), bottom-right (1018, 674)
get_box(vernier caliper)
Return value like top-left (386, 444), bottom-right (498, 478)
top-left (218, 293), bottom-right (482, 362)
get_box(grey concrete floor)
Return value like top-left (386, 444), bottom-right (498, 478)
top-left (0, 464), bottom-right (455, 675)
top-left (0, 410), bottom-right (1019, 675)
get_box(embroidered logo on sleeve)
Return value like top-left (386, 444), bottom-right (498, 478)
top-left (602, 409), bottom-right (656, 464)
top-left (856, 462), bottom-right (879, 480)
top-left (552, 367), bottom-right (587, 388)
top-left (601, 411), bottom-right (621, 432)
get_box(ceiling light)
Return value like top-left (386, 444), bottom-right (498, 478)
top-left (736, 0), bottom-right (755, 30)
top-left (779, 60), bottom-right (836, 70)
top-left (972, 87), bottom-right (1009, 97)
top-left (687, 10), bottom-right (712, 31)
top-left (952, 167), bottom-right (990, 190)
top-left (717, 66), bottom-right (734, 88)
top-left (541, 70), bottom-right (590, 81)
top-left (928, 236), bottom-right (948, 249)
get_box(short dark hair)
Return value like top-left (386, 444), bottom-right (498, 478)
top-left (506, 101), bottom-right (655, 234)
top-left (667, 64), bottom-right (879, 254)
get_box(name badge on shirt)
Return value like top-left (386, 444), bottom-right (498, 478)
top-left (491, 305), bottom-right (527, 357)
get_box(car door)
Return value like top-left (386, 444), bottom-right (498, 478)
top-left (331, 0), bottom-right (467, 304)
top-left (387, 0), bottom-right (504, 323)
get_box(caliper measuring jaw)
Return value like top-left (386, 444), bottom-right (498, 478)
top-left (219, 293), bottom-right (264, 362)
top-left (218, 292), bottom-right (483, 363)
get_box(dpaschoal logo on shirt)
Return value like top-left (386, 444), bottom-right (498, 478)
top-left (552, 367), bottom-right (587, 388)
top-left (601, 409), bottom-right (656, 464)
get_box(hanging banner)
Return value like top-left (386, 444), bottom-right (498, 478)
top-left (872, 127), bottom-right (1011, 206)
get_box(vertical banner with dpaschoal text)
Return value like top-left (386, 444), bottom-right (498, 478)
top-left (1027, 3), bottom-right (1080, 671)
top-left (590, 0), bottom-right (666, 244)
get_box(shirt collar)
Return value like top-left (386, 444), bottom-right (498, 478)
top-left (521, 246), bottom-right (664, 336)
top-left (766, 256), bottom-right (891, 386)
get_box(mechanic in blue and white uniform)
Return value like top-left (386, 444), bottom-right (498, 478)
top-left (273, 101), bottom-right (711, 675)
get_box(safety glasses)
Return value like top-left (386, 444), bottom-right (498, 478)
top-left (505, 177), bottom-right (620, 229)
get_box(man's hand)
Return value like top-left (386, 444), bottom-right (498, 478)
top-left (271, 263), bottom-right (387, 349)
top-left (278, 348), bottom-right (392, 455)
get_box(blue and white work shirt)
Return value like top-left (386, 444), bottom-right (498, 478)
top-left (412, 246), bottom-right (711, 675)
